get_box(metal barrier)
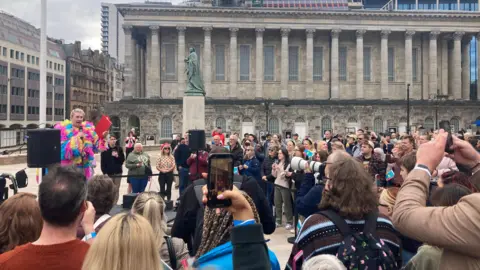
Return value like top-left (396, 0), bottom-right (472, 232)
top-left (0, 128), bottom-right (28, 150)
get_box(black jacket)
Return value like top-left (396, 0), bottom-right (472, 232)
top-left (232, 224), bottom-right (271, 270)
top-left (230, 143), bottom-right (244, 167)
top-left (171, 175), bottom-right (275, 255)
top-left (100, 146), bottom-right (125, 175)
top-left (174, 144), bottom-right (191, 168)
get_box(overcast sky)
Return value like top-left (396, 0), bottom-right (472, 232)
top-left (0, 0), bottom-right (179, 50)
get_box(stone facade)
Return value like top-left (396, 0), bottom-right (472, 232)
top-left (106, 4), bottom-right (480, 142)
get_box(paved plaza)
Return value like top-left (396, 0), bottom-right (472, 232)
top-left (1, 150), bottom-right (292, 267)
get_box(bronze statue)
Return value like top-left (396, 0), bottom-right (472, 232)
top-left (185, 47), bottom-right (205, 96)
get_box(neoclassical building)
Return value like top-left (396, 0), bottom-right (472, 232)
top-left (105, 3), bottom-right (480, 142)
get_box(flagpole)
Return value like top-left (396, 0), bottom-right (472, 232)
top-left (39, 0), bottom-right (47, 182)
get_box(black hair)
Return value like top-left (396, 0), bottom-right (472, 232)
top-left (38, 165), bottom-right (87, 226)
top-left (279, 148), bottom-right (290, 170)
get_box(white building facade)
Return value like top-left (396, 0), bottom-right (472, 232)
top-left (101, 3), bottom-right (125, 63)
top-left (105, 4), bottom-right (480, 142)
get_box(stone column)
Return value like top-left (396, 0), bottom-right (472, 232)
top-left (255, 28), bottom-right (265, 99)
top-left (203, 26), bottom-right (213, 97)
top-left (123, 25), bottom-right (135, 98)
top-left (405, 30), bottom-right (415, 94)
top-left (177, 26), bottom-right (186, 98)
top-left (380, 30), bottom-right (391, 99)
top-left (146, 32), bottom-right (152, 96)
top-left (148, 26), bottom-right (160, 98)
top-left (331, 29), bottom-right (341, 99)
top-left (305, 28), bottom-right (315, 99)
top-left (441, 37), bottom-right (449, 96)
top-left (452, 31), bottom-right (464, 100)
top-left (229, 27), bottom-right (239, 98)
top-left (135, 43), bottom-right (141, 97)
top-left (281, 28), bottom-right (290, 99)
top-left (477, 33), bottom-right (480, 100)
top-left (461, 36), bottom-right (471, 100)
top-left (140, 47), bottom-right (145, 97)
top-left (429, 31), bottom-right (440, 98)
top-left (356, 29), bottom-right (366, 99)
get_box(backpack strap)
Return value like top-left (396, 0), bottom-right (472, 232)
top-left (319, 210), bottom-right (352, 236)
top-left (164, 236), bottom-right (177, 270)
top-left (362, 210), bottom-right (379, 235)
top-left (193, 179), bottom-right (207, 209)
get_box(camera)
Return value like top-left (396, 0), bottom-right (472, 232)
top-left (290, 156), bottom-right (323, 173)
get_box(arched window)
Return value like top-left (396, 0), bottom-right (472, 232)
top-left (243, 117), bottom-right (252, 123)
top-left (215, 117), bottom-right (226, 130)
top-left (321, 116), bottom-right (332, 134)
top-left (450, 117), bottom-right (460, 133)
top-left (295, 117), bottom-right (305, 123)
top-left (161, 117), bottom-right (173, 138)
top-left (373, 117), bottom-right (384, 134)
top-left (268, 118), bottom-right (279, 134)
top-left (424, 117), bottom-right (434, 131)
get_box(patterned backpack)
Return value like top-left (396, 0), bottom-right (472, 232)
top-left (319, 210), bottom-right (398, 270)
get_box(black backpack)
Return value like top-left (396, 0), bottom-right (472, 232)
top-left (319, 210), bottom-right (398, 270)
top-left (191, 175), bottom-right (247, 255)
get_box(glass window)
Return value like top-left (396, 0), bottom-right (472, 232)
top-left (424, 117), bottom-right (434, 131)
top-left (15, 51), bottom-right (19, 60)
top-left (374, 117), bottom-right (384, 134)
top-left (264, 46), bottom-right (274, 81)
top-left (321, 117), bottom-right (332, 135)
top-left (2, 47), bottom-right (6, 56)
top-left (161, 117), bottom-right (173, 138)
top-left (288, 46), bottom-right (299, 81)
top-left (10, 49), bottom-right (13, 58)
top-left (27, 55), bottom-right (30, 63)
top-left (164, 44), bottom-right (176, 81)
top-left (388, 47), bottom-right (395, 82)
top-left (363, 47), bottom-right (371, 81)
top-left (36, 57), bottom-right (39, 65)
top-left (239, 45), bottom-right (250, 81)
top-left (215, 45), bottom-right (225, 81)
top-left (450, 118), bottom-right (460, 133)
top-left (339, 46), bottom-right (347, 81)
top-left (216, 117), bottom-right (226, 130)
top-left (20, 53), bottom-right (24, 61)
top-left (268, 118), bottom-right (279, 134)
top-left (313, 47), bottom-right (323, 81)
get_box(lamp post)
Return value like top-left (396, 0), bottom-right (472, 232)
top-left (406, 84), bottom-right (410, 134)
top-left (261, 100), bottom-right (274, 133)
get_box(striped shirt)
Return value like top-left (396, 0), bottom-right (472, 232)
top-left (286, 211), bottom-right (402, 269)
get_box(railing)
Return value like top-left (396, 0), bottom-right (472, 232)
top-left (0, 128), bottom-right (28, 150)
top-left (381, 0), bottom-right (394, 10)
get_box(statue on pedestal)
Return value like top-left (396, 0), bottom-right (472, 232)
top-left (185, 47), bottom-right (205, 96)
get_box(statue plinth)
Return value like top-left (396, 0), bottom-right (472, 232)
top-left (182, 95), bottom-right (205, 135)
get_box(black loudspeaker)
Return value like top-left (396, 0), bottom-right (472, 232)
top-left (27, 129), bottom-right (61, 168)
top-left (188, 129), bottom-right (206, 151)
top-left (122, 193), bottom-right (139, 209)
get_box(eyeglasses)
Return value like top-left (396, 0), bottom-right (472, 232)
top-left (164, 148), bottom-right (171, 150)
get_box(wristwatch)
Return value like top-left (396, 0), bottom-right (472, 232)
top-left (414, 164), bottom-right (432, 178)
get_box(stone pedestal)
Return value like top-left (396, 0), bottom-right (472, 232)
top-left (182, 96), bottom-right (205, 134)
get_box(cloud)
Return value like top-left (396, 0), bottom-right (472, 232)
top-left (0, 0), bottom-right (179, 50)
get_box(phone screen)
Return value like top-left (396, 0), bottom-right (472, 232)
top-left (207, 154), bottom-right (234, 208)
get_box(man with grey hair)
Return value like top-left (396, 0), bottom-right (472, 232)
top-left (229, 134), bottom-right (244, 167)
top-left (54, 108), bottom-right (107, 179)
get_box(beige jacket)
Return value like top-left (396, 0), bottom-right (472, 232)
top-left (160, 237), bottom-right (190, 270)
top-left (393, 169), bottom-right (480, 270)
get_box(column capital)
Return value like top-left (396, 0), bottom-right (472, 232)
top-left (453, 31), bottom-right (465, 40)
top-left (149, 26), bottom-right (160, 30)
top-left (380, 30), bottom-right (391, 38)
top-left (255, 27), bottom-right (265, 37)
top-left (331, 29), bottom-right (341, 38)
top-left (306, 28), bottom-right (316, 38)
top-left (355, 29), bottom-right (366, 38)
top-left (176, 25), bottom-right (186, 33)
top-left (430, 31), bottom-right (441, 40)
top-left (405, 30), bottom-right (415, 39)
top-left (229, 27), bottom-right (239, 38)
top-left (203, 26), bottom-right (213, 36)
top-left (281, 28), bottom-right (291, 37)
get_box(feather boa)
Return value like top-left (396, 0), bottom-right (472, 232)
top-left (54, 120), bottom-right (106, 179)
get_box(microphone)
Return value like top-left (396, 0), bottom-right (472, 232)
top-left (79, 127), bottom-right (84, 142)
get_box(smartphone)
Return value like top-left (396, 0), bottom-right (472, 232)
top-left (207, 153), bottom-right (234, 208)
top-left (439, 121), bottom-right (453, 154)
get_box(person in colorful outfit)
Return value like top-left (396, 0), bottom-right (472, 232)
top-left (55, 108), bottom-right (106, 180)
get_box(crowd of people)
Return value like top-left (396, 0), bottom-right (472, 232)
top-left (0, 108), bottom-right (479, 270)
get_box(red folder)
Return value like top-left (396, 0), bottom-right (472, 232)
top-left (95, 115), bottom-right (112, 139)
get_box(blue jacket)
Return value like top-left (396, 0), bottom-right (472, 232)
top-left (242, 157), bottom-right (262, 182)
top-left (295, 173), bottom-right (325, 218)
top-left (195, 220), bottom-right (280, 270)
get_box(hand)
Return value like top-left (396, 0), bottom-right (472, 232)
top-left (137, 162), bottom-right (142, 167)
top-left (286, 171), bottom-right (292, 177)
top-left (262, 176), bottom-right (267, 181)
top-left (81, 201), bottom-right (96, 234)
top-left (416, 130), bottom-right (448, 172)
top-left (191, 154), bottom-right (197, 159)
top-left (238, 165), bottom-right (244, 170)
top-left (77, 132), bottom-right (85, 139)
top-left (272, 163), bottom-right (277, 170)
top-left (202, 185), bottom-right (254, 221)
top-left (243, 165), bottom-right (248, 169)
top-left (448, 135), bottom-right (480, 169)
top-left (102, 131), bottom-right (108, 138)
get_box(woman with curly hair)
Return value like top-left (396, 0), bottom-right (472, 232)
top-left (0, 193), bottom-right (42, 254)
top-left (194, 191), bottom-right (280, 270)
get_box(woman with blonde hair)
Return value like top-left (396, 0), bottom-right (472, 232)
top-left (156, 143), bottom-right (176, 201)
top-left (82, 213), bottom-right (162, 270)
top-left (132, 192), bottom-right (189, 269)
